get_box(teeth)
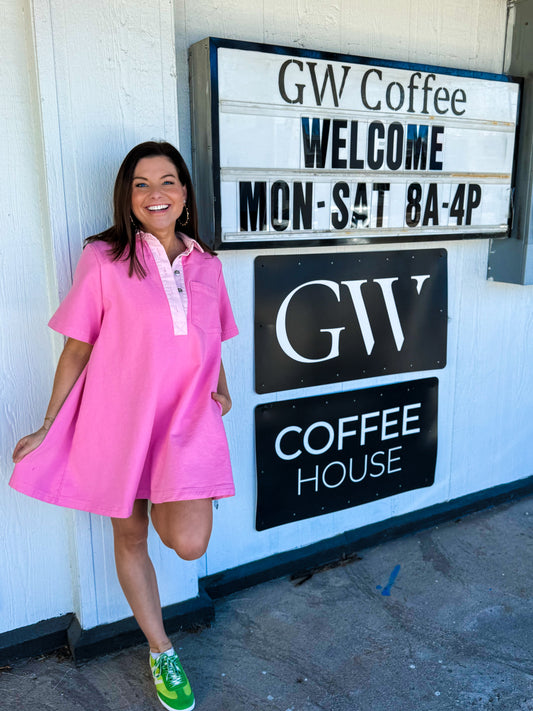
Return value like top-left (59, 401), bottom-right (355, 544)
top-left (147, 204), bottom-right (169, 211)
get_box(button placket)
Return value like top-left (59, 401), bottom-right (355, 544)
top-left (138, 231), bottom-right (203, 336)
top-left (172, 254), bottom-right (189, 313)
top-left (140, 233), bottom-right (188, 335)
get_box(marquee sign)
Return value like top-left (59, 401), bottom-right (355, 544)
top-left (255, 378), bottom-right (438, 530)
top-left (255, 249), bottom-right (447, 393)
top-left (189, 37), bottom-right (520, 249)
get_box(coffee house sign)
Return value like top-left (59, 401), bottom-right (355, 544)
top-left (189, 37), bottom-right (519, 249)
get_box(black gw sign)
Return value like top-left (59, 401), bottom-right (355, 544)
top-left (254, 249), bottom-right (447, 393)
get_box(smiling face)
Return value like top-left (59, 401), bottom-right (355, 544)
top-left (130, 155), bottom-right (187, 238)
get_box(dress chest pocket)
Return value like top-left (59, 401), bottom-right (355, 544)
top-left (190, 281), bottom-right (221, 334)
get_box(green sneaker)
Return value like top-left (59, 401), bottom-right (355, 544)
top-left (150, 651), bottom-right (195, 711)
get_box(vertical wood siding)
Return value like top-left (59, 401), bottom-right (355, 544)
top-left (0, 0), bottom-right (73, 634)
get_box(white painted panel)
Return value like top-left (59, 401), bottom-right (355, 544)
top-left (33, 0), bottom-right (181, 295)
top-left (448, 240), bottom-right (533, 498)
top-left (0, 0), bottom-right (73, 634)
top-left (149, 536), bottom-right (201, 611)
top-left (219, 113), bottom-right (302, 169)
top-left (442, 126), bottom-right (516, 173)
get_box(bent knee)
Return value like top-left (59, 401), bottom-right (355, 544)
top-left (159, 534), bottom-right (209, 561)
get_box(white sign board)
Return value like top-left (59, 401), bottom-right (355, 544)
top-left (189, 38), bottom-right (520, 248)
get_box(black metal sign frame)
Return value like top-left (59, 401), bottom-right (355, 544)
top-left (189, 36), bottom-right (520, 250)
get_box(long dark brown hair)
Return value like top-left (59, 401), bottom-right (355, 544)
top-left (86, 141), bottom-right (215, 277)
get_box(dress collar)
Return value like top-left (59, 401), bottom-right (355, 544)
top-left (137, 230), bottom-right (204, 256)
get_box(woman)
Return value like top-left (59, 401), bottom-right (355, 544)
top-left (11, 141), bottom-right (239, 711)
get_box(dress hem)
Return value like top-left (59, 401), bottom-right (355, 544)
top-left (9, 481), bottom-right (235, 518)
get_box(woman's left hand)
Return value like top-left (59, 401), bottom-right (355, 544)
top-left (211, 391), bottom-right (232, 416)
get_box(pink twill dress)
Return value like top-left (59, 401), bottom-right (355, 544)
top-left (9, 232), bottom-right (239, 517)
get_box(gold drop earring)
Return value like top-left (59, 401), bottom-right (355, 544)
top-left (177, 202), bottom-right (190, 227)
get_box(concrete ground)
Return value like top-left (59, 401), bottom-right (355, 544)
top-left (1, 495), bottom-right (532, 711)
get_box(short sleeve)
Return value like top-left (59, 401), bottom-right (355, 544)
top-left (48, 244), bottom-right (104, 345)
top-left (217, 262), bottom-right (239, 342)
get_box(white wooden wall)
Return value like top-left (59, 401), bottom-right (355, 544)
top-left (0, 0), bottom-right (73, 634)
top-left (1, 0), bottom-right (196, 634)
top-left (2, 0), bottom-right (531, 637)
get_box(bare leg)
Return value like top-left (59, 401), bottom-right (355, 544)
top-left (111, 499), bottom-right (171, 653)
top-left (151, 499), bottom-right (213, 560)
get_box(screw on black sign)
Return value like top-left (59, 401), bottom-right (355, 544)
top-left (254, 250), bottom-right (447, 393)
